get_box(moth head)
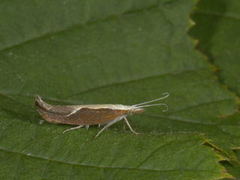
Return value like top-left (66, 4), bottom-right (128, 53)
top-left (128, 107), bottom-right (145, 115)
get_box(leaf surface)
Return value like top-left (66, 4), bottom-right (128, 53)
top-left (0, 0), bottom-right (238, 179)
top-left (190, 0), bottom-right (240, 177)
top-left (0, 125), bottom-right (227, 180)
top-left (190, 0), bottom-right (240, 96)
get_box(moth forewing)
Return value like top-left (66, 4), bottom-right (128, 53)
top-left (36, 98), bottom-right (129, 125)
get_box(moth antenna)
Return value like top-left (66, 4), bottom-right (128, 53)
top-left (136, 103), bottom-right (168, 112)
top-left (133, 92), bottom-right (169, 107)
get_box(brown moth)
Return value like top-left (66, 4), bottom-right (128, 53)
top-left (35, 93), bottom-right (169, 137)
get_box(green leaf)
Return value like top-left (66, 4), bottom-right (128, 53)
top-left (222, 161), bottom-right (240, 180)
top-left (0, 126), bottom-right (227, 180)
top-left (0, 0), bottom-right (238, 179)
top-left (190, 0), bottom-right (240, 178)
top-left (190, 0), bottom-right (240, 96)
top-left (220, 150), bottom-right (240, 180)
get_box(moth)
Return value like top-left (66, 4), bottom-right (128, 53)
top-left (35, 93), bottom-right (169, 137)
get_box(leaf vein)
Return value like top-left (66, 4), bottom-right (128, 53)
top-left (0, 147), bottom-right (217, 173)
top-left (0, 4), bottom-right (159, 52)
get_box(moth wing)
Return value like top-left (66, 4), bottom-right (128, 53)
top-left (66, 108), bottom-right (127, 125)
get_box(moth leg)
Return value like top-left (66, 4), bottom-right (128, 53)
top-left (63, 125), bottom-right (84, 134)
top-left (85, 125), bottom-right (89, 130)
top-left (123, 117), bottom-right (139, 135)
top-left (95, 117), bottom-right (123, 138)
top-left (98, 124), bottom-right (101, 128)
